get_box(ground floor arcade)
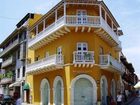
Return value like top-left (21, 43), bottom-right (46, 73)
top-left (25, 65), bottom-right (123, 105)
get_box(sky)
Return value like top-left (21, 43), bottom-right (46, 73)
top-left (0, 0), bottom-right (140, 78)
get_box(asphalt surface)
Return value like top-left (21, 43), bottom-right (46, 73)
top-left (128, 97), bottom-right (140, 105)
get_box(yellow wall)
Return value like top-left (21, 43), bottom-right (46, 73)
top-left (33, 30), bottom-right (119, 64)
top-left (28, 14), bottom-right (42, 27)
top-left (26, 3), bottom-right (121, 105)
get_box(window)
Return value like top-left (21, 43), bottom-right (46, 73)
top-left (17, 69), bottom-right (20, 78)
top-left (35, 56), bottom-right (40, 61)
top-left (77, 10), bottom-right (87, 24)
top-left (99, 47), bottom-right (104, 55)
top-left (57, 46), bottom-right (62, 55)
top-left (77, 42), bottom-right (88, 51)
top-left (17, 50), bottom-right (20, 59)
top-left (22, 66), bottom-right (25, 77)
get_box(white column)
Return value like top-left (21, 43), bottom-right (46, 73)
top-left (55, 9), bottom-right (57, 24)
top-left (105, 12), bottom-right (107, 22)
top-left (64, 3), bottom-right (66, 23)
top-left (43, 20), bottom-right (46, 31)
top-left (111, 21), bottom-right (114, 30)
top-left (99, 5), bottom-right (102, 25)
top-left (36, 25), bottom-right (38, 35)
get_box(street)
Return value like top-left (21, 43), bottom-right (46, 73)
top-left (129, 97), bottom-right (140, 105)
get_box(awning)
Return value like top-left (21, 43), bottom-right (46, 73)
top-left (134, 81), bottom-right (140, 89)
top-left (9, 81), bottom-right (22, 88)
top-left (23, 83), bottom-right (30, 90)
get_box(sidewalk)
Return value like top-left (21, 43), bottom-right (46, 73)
top-left (124, 96), bottom-right (136, 105)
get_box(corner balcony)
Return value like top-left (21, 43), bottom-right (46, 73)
top-left (73, 51), bottom-right (95, 67)
top-left (0, 39), bottom-right (19, 57)
top-left (99, 55), bottom-right (124, 74)
top-left (1, 56), bottom-right (15, 69)
top-left (28, 15), bottom-right (120, 50)
top-left (26, 54), bottom-right (64, 74)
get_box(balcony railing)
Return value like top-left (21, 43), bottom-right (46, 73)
top-left (73, 51), bottom-right (95, 67)
top-left (0, 39), bottom-right (19, 57)
top-left (28, 15), bottom-right (119, 49)
top-left (1, 56), bottom-right (15, 68)
top-left (26, 54), bottom-right (64, 74)
top-left (0, 77), bottom-right (13, 84)
top-left (100, 55), bottom-right (124, 73)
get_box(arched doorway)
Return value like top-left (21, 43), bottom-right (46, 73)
top-left (40, 79), bottom-right (50, 105)
top-left (111, 79), bottom-right (116, 101)
top-left (100, 76), bottom-right (108, 105)
top-left (71, 74), bottom-right (97, 105)
top-left (53, 76), bottom-right (64, 105)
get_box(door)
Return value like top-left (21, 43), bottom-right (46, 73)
top-left (76, 43), bottom-right (88, 61)
top-left (101, 79), bottom-right (107, 105)
top-left (57, 46), bottom-right (62, 63)
top-left (55, 81), bottom-right (62, 105)
top-left (74, 78), bottom-right (93, 105)
top-left (77, 10), bottom-right (87, 24)
top-left (42, 83), bottom-right (49, 105)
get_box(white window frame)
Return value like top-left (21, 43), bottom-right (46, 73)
top-left (57, 46), bottom-right (62, 55)
top-left (77, 42), bottom-right (88, 51)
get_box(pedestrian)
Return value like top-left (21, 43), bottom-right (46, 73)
top-left (110, 95), bottom-right (116, 105)
top-left (117, 91), bottom-right (123, 105)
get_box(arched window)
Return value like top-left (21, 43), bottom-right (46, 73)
top-left (111, 79), bottom-right (116, 100)
top-left (40, 79), bottom-right (50, 105)
top-left (71, 74), bottom-right (97, 105)
top-left (53, 76), bottom-right (64, 105)
top-left (100, 76), bottom-right (108, 105)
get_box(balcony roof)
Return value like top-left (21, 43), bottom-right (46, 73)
top-left (100, 1), bottom-right (120, 27)
top-left (29, 0), bottom-right (64, 31)
top-left (29, 0), bottom-right (121, 31)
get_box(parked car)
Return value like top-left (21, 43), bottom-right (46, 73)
top-left (0, 95), bottom-right (15, 105)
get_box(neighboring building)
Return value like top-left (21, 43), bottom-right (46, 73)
top-left (25, 0), bottom-right (125, 105)
top-left (0, 63), bottom-right (3, 94)
top-left (121, 54), bottom-right (138, 97)
top-left (0, 13), bottom-right (42, 100)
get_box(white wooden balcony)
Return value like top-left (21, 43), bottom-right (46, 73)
top-left (73, 51), bottom-right (95, 67)
top-left (1, 56), bottom-right (15, 69)
top-left (0, 39), bottom-right (19, 57)
top-left (28, 15), bottom-right (120, 50)
top-left (99, 55), bottom-right (124, 74)
top-left (26, 54), bottom-right (64, 74)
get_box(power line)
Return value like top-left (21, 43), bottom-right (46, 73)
top-left (0, 16), bottom-right (19, 21)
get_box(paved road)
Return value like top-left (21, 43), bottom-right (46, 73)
top-left (128, 97), bottom-right (140, 105)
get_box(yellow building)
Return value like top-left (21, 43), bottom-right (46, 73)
top-left (25, 0), bottom-right (124, 105)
